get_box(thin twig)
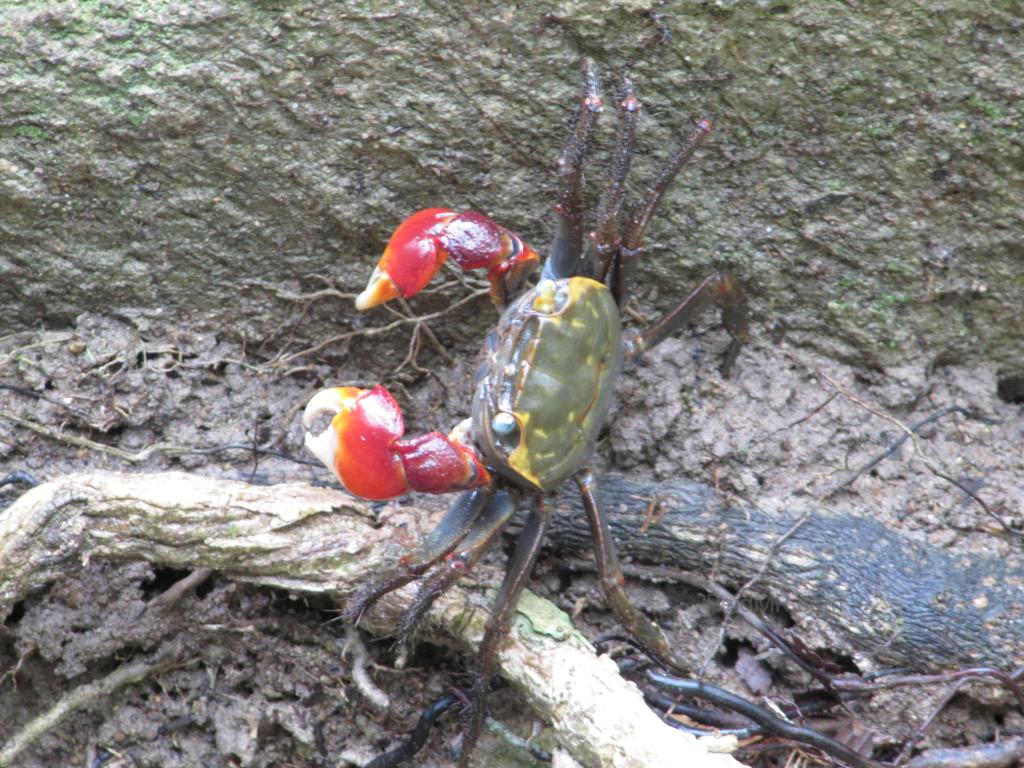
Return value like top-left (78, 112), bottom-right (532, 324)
top-left (0, 334), bottom-right (75, 371)
top-left (892, 665), bottom-right (1024, 767)
top-left (266, 287), bottom-right (487, 370)
top-left (819, 373), bottom-right (1018, 538)
top-left (828, 405), bottom-right (1000, 495)
top-left (905, 738), bottom-right (1024, 768)
top-left (0, 410), bottom-right (319, 467)
top-left (391, 296), bottom-right (454, 365)
top-left (0, 382), bottom-right (94, 422)
top-left (700, 510), bottom-right (812, 675)
top-left (892, 677), bottom-right (969, 766)
top-left (141, 568), bottom-right (214, 616)
top-left (0, 409), bottom-right (187, 463)
top-left (833, 666), bottom-right (1024, 710)
top-left (0, 644), bottom-right (184, 767)
top-left (343, 626), bottom-right (390, 711)
top-left (749, 393), bottom-right (839, 445)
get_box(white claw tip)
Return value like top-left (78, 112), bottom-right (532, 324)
top-left (354, 288), bottom-right (375, 311)
top-left (355, 266), bottom-right (400, 310)
top-left (303, 388), bottom-right (343, 427)
top-left (303, 388), bottom-right (348, 473)
top-left (304, 426), bottom-right (338, 474)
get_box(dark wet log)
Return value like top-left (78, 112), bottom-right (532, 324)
top-left (543, 475), bottom-right (1024, 672)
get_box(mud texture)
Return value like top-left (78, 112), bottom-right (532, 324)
top-left (2, 297), bottom-right (1022, 766)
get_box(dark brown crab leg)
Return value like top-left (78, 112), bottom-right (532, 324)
top-left (545, 59), bottom-right (603, 282)
top-left (396, 488), bottom-right (518, 643)
top-left (614, 117), bottom-right (714, 306)
top-left (574, 469), bottom-right (690, 673)
top-left (591, 76), bottom-right (641, 283)
top-left (625, 272), bottom-right (750, 376)
top-left (611, 116), bottom-right (749, 374)
top-left (343, 487), bottom-right (494, 626)
top-left (459, 500), bottom-right (551, 768)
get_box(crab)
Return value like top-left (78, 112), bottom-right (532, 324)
top-left (303, 61), bottom-right (748, 765)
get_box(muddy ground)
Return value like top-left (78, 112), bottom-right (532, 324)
top-left (1, 283), bottom-right (1022, 767)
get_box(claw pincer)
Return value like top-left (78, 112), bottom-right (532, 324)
top-left (356, 208), bottom-right (539, 309)
top-left (303, 385), bottom-right (489, 500)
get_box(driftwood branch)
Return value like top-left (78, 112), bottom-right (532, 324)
top-left (0, 472), bottom-right (738, 768)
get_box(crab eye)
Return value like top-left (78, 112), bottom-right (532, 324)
top-left (490, 410), bottom-right (522, 453)
top-left (491, 411), bottom-right (517, 435)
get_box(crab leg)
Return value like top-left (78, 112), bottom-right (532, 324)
top-left (459, 500), bottom-right (551, 768)
top-left (396, 488), bottom-right (519, 643)
top-left (545, 59), bottom-right (603, 282)
top-left (574, 470), bottom-right (690, 674)
top-left (616, 117), bottom-right (713, 306)
top-left (591, 76), bottom-right (640, 284)
top-left (625, 272), bottom-right (750, 376)
top-left (343, 487), bottom-right (495, 625)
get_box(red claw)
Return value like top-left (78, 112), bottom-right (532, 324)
top-left (356, 209), bottom-right (454, 310)
top-left (303, 385), bottom-right (490, 500)
top-left (355, 208), bottom-right (539, 310)
top-left (303, 386), bottom-right (407, 499)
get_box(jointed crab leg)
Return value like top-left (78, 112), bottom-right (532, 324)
top-left (621, 116), bottom-right (714, 253)
top-left (397, 488), bottom-right (519, 643)
top-left (343, 487), bottom-right (495, 625)
top-left (626, 272), bottom-right (750, 376)
top-left (546, 59), bottom-right (603, 282)
top-left (591, 76), bottom-right (640, 284)
top-left (615, 117), bottom-right (714, 305)
top-left (574, 470), bottom-right (689, 673)
top-left (459, 500), bottom-right (551, 768)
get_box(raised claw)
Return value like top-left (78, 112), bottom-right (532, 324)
top-left (355, 208), bottom-right (454, 310)
top-left (354, 208), bottom-right (539, 310)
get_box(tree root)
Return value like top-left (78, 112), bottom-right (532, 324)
top-left (538, 475), bottom-right (1024, 672)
